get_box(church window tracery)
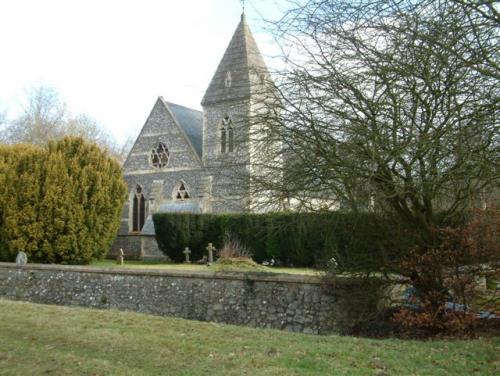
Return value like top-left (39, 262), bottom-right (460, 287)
top-left (174, 181), bottom-right (190, 200)
top-left (150, 142), bottom-right (169, 168)
top-left (220, 115), bottom-right (234, 153)
top-left (132, 185), bottom-right (146, 232)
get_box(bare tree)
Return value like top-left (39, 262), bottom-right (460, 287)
top-left (451, 0), bottom-right (499, 25)
top-left (247, 0), bottom-right (499, 240)
top-left (4, 85), bottom-right (66, 145)
top-left (65, 113), bottom-right (133, 164)
top-left (431, 0), bottom-right (499, 80)
top-left (238, 1), bottom-right (500, 332)
top-left (2, 84), bottom-right (132, 164)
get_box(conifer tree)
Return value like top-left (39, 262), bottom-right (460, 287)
top-left (0, 137), bottom-right (127, 264)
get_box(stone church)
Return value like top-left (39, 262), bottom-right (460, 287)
top-left (110, 14), bottom-right (273, 259)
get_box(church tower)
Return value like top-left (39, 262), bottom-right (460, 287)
top-left (109, 13), bottom-right (274, 260)
top-left (201, 13), bottom-right (270, 212)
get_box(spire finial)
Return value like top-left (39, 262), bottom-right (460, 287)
top-left (241, 0), bottom-right (245, 14)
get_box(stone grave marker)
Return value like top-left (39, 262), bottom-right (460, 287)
top-left (116, 248), bottom-right (124, 265)
top-left (15, 252), bottom-right (27, 266)
top-left (183, 247), bottom-right (191, 264)
top-left (206, 243), bottom-right (216, 265)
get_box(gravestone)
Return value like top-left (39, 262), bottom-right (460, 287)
top-left (116, 248), bottom-right (124, 265)
top-left (206, 243), bottom-right (216, 265)
top-left (15, 252), bottom-right (27, 266)
top-left (183, 247), bottom-right (191, 264)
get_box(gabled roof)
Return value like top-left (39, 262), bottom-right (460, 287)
top-left (201, 13), bottom-right (269, 106)
top-left (162, 100), bottom-right (203, 159)
top-left (122, 98), bottom-right (204, 169)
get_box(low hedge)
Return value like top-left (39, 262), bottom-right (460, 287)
top-left (153, 211), bottom-right (408, 269)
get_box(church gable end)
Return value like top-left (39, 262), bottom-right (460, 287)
top-left (110, 13), bottom-right (276, 259)
top-left (123, 97), bottom-right (202, 175)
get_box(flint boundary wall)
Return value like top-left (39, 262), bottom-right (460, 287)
top-left (0, 263), bottom-right (378, 334)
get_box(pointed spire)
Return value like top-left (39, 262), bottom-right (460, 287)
top-left (201, 14), bottom-right (269, 106)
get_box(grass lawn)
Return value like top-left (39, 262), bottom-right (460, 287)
top-left (91, 259), bottom-right (319, 276)
top-left (0, 299), bottom-right (498, 375)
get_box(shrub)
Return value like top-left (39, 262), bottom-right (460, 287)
top-left (0, 137), bottom-right (127, 264)
top-left (390, 206), bottom-right (500, 337)
top-left (153, 211), bottom-right (397, 268)
top-left (218, 232), bottom-right (252, 259)
top-left (392, 307), bottom-right (477, 339)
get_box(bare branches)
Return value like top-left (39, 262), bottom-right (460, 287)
top-left (1, 84), bottom-right (132, 164)
top-left (246, 0), bottom-right (499, 233)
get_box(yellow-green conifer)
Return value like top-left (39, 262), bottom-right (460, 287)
top-left (0, 137), bottom-right (127, 264)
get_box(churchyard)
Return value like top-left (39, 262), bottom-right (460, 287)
top-left (91, 259), bottom-right (318, 275)
top-left (0, 0), bottom-right (498, 374)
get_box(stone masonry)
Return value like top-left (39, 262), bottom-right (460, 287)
top-left (110, 14), bottom-right (273, 260)
top-left (0, 263), bottom-right (365, 334)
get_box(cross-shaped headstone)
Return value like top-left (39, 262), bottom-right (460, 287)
top-left (206, 243), bottom-right (216, 265)
top-left (183, 247), bottom-right (191, 264)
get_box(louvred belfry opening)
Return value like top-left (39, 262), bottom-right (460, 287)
top-left (220, 115), bottom-right (234, 153)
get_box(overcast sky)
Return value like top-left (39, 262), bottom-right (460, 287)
top-left (0, 0), bottom-right (285, 144)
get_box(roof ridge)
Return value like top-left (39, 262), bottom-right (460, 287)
top-left (159, 97), bottom-right (203, 163)
top-left (164, 101), bottom-right (202, 113)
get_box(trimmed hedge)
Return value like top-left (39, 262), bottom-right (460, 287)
top-left (153, 211), bottom-right (407, 269)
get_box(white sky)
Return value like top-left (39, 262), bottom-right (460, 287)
top-left (0, 0), bottom-right (285, 144)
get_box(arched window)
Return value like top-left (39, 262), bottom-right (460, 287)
top-left (174, 181), bottom-right (190, 200)
top-left (150, 142), bottom-right (169, 168)
top-left (221, 127), bottom-right (227, 153)
top-left (228, 126), bottom-right (234, 152)
top-left (220, 115), bottom-right (234, 154)
top-left (132, 185), bottom-right (146, 232)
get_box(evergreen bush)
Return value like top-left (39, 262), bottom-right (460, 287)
top-left (153, 211), bottom-right (400, 269)
top-left (0, 137), bottom-right (127, 264)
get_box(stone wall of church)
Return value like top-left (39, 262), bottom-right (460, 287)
top-left (0, 263), bottom-right (383, 334)
top-left (109, 234), bottom-right (142, 260)
top-left (114, 98), bottom-right (207, 258)
top-left (202, 100), bottom-right (251, 213)
top-left (124, 99), bottom-right (202, 175)
top-left (111, 170), bottom-right (207, 259)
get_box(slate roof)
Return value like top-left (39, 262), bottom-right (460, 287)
top-left (141, 202), bottom-right (203, 235)
top-left (163, 100), bottom-right (203, 159)
top-left (202, 13), bottom-right (269, 105)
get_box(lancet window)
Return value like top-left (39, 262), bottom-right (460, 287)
top-left (220, 115), bottom-right (234, 153)
top-left (132, 185), bottom-right (146, 232)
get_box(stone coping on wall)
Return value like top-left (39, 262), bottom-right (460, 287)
top-left (0, 262), bottom-right (323, 285)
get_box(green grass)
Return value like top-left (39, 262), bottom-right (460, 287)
top-left (91, 259), bottom-right (319, 275)
top-left (0, 299), bottom-right (498, 375)
top-left (211, 257), bottom-right (269, 272)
